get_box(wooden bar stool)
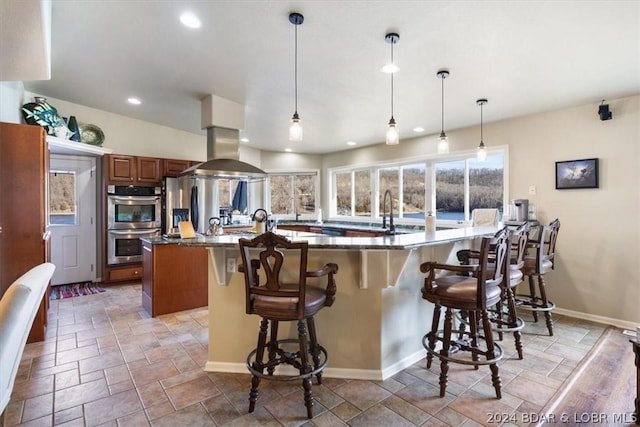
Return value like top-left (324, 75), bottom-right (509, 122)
top-left (238, 232), bottom-right (338, 419)
top-left (421, 227), bottom-right (510, 399)
top-left (516, 219), bottom-right (560, 336)
top-left (456, 222), bottom-right (530, 359)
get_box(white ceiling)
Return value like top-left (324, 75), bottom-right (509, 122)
top-left (24, 1), bottom-right (640, 154)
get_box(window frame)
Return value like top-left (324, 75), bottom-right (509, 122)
top-left (265, 169), bottom-right (321, 220)
top-left (328, 146), bottom-right (509, 227)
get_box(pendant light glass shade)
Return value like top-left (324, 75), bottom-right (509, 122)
top-left (476, 98), bottom-right (488, 161)
top-left (477, 141), bottom-right (487, 161)
top-left (384, 33), bottom-right (400, 145)
top-left (386, 117), bottom-right (399, 145)
top-left (437, 70), bottom-right (449, 154)
top-left (289, 112), bottom-right (302, 141)
top-left (288, 13), bottom-right (304, 141)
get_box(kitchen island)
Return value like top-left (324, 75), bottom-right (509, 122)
top-left (145, 225), bottom-right (500, 380)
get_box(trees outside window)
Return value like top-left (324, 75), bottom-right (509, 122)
top-left (268, 172), bottom-right (318, 218)
top-left (331, 150), bottom-right (505, 224)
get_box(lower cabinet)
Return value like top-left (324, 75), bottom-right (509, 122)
top-left (105, 265), bottom-right (143, 282)
top-left (141, 242), bottom-right (208, 317)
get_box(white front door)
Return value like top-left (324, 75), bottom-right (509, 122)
top-left (49, 155), bottom-right (96, 285)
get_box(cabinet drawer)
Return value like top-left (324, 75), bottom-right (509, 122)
top-left (107, 265), bottom-right (142, 282)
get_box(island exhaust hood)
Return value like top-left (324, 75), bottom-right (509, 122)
top-left (179, 95), bottom-right (266, 181)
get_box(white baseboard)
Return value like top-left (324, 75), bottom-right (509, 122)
top-left (204, 353), bottom-right (425, 381)
top-left (554, 307), bottom-right (638, 331)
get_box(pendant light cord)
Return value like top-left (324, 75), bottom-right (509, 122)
top-left (440, 75), bottom-right (445, 132)
top-left (294, 23), bottom-right (298, 113)
top-left (390, 41), bottom-right (394, 118)
top-left (480, 102), bottom-right (484, 142)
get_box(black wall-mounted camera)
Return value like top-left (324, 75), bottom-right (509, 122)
top-left (598, 103), bottom-right (612, 121)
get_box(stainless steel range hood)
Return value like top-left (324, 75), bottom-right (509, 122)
top-left (179, 95), bottom-right (267, 181)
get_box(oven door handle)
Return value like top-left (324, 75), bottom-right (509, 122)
top-left (109, 229), bottom-right (159, 235)
top-left (108, 195), bottom-right (161, 202)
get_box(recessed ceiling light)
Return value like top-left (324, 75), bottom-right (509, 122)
top-left (413, 126), bottom-right (424, 132)
top-left (347, 141), bottom-right (357, 146)
top-left (284, 148), bottom-right (293, 152)
top-left (180, 12), bottom-right (201, 29)
top-left (381, 63), bottom-right (399, 74)
top-left (127, 97), bottom-right (141, 105)
top-left (240, 137), bottom-right (249, 143)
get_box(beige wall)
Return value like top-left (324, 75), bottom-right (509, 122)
top-left (322, 94), bottom-right (640, 327)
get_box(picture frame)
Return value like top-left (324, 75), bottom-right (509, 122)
top-left (555, 158), bottom-right (599, 190)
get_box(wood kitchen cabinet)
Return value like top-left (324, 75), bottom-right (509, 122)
top-left (141, 241), bottom-right (208, 316)
top-left (0, 122), bottom-right (51, 343)
top-left (104, 264), bottom-right (143, 283)
top-left (162, 159), bottom-right (191, 177)
top-left (105, 154), bottom-right (161, 185)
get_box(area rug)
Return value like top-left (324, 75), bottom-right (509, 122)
top-left (50, 282), bottom-right (106, 300)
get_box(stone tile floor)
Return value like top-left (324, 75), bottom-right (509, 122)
top-left (4, 283), bottom-right (613, 426)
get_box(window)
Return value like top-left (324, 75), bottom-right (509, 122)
top-left (354, 170), bottom-right (371, 217)
top-left (217, 179), bottom-right (242, 210)
top-left (330, 148), bottom-right (506, 225)
top-left (435, 160), bottom-right (464, 221)
top-left (50, 170), bottom-right (77, 225)
top-left (268, 172), bottom-right (318, 218)
top-left (469, 154), bottom-right (504, 214)
top-left (336, 171), bottom-right (351, 215)
top-left (378, 167), bottom-right (399, 217)
top-left (402, 164), bottom-right (426, 219)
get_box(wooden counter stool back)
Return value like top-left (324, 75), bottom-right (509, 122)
top-left (421, 227), bottom-right (510, 399)
top-left (238, 232), bottom-right (338, 419)
top-left (493, 221), bottom-right (529, 358)
top-left (516, 219), bottom-right (560, 336)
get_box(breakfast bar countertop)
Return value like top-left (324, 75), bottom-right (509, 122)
top-left (142, 225), bottom-right (500, 250)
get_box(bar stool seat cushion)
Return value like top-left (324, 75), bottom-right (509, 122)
top-left (253, 286), bottom-right (327, 319)
top-left (423, 275), bottom-right (502, 309)
top-left (523, 256), bottom-right (553, 274)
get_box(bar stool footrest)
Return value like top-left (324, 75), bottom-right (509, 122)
top-left (422, 331), bottom-right (503, 366)
top-left (488, 310), bottom-right (525, 332)
top-left (515, 295), bottom-right (555, 312)
top-left (246, 338), bottom-right (328, 381)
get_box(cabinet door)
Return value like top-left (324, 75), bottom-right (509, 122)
top-left (142, 242), bottom-right (153, 314)
top-left (163, 159), bottom-right (190, 177)
top-left (136, 157), bottom-right (161, 184)
top-left (107, 155), bottom-right (135, 183)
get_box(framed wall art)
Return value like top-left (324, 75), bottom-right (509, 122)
top-left (555, 158), bottom-right (599, 189)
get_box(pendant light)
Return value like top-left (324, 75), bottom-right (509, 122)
top-left (288, 12), bottom-right (304, 141)
top-left (476, 98), bottom-right (488, 161)
top-left (384, 33), bottom-right (400, 145)
top-left (436, 69), bottom-right (450, 154)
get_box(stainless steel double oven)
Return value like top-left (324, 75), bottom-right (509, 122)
top-left (107, 185), bottom-right (161, 265)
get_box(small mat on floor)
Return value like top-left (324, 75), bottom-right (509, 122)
top-left (50, 282), bottom-right (106, 300)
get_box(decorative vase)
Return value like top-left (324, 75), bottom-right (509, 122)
top-left (66, 116), bottom-right (81, 142)
top-left (21, 96), bottom-right (63, 135)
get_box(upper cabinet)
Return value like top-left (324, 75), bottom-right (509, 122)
top-left (162, 159), bottom-right (191, 177)
top-left (106, 154), bottom-right (161, 185)
top-left (136, 157), bottom-right (162, 184)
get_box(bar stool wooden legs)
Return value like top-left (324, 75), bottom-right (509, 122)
top-left (516, 219), bottom-right (560, 336)
top-left (247, 318), bottom-right (324, 418)
top-left (239, 232), bottom-right (338, 419)
top-left (456, 222), bottom-right (530, 359)
top-left (422, 227), bottom-right (510, 399)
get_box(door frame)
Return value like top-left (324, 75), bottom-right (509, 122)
top-left (49, 154), bottom-right (97, 285)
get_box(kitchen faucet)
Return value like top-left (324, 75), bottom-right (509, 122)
top-left (382, 189), bottom-right (396, 235)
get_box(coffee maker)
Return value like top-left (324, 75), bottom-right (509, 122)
top-left (511, 199), bottom-right (529, 222)
top-left (219, 207), bottom-right (232, 225)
